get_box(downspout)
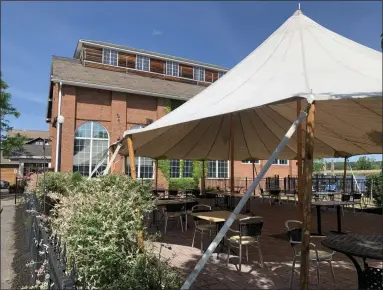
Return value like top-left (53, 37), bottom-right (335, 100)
top-left (55, 82), bottom-right (63, 172)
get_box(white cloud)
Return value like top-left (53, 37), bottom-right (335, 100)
top-left (152, 29), bottom-right (163, 36)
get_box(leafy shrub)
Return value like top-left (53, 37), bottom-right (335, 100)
top-left (51, 174), bottom-right (182, 289)
top-left (169, 178), bottom-right (198, 190)
top-left (366, 173), bottom-right (383, 207)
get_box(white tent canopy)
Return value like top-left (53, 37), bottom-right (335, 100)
top-left (114, 9), bottom-right (382, 160)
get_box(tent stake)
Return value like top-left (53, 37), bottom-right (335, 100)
top-left (297, 99), bottom-right (303, 219)
top-left (300, 101), bottom-right (316, 290)
top-left (127, 134), bottom-right (144, 250)
top-left (181, 103), bottom-right (311, 290)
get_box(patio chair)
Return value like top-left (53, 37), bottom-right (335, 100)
top-left (260, 188), bottom-right (271, 204)
top-left (191, 205), bottom-right (216, 252)
top-left (341, 194), bottom-right (351, 216)
top-left (164, 203), bottom-right (185, 234)
top-left (168, 189), bottom-right (179, 199)
top-left (182, 200), bottom-right (199, 231)
top-left (352, 193), bottom-right (363, 214)
top-left (285, 220), bottom-right (336, 289)
top-left (226, 217), bottom-right (264, 271)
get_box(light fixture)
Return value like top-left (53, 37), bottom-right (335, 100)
top-left (57, 115), bottom-right (65, 124)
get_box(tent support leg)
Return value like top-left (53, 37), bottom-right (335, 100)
top-left (155, 159), bottom-right (158, 190)
top-left (201, 160), bottom-right (205, 193)
top-left (230, 114), bottom-right (235, 192)
top-left (343, 157), bottom-right (347, 193)
top-left (181, 103), bottom-right (312, 290)
top-left (300, 101), bottom-right (316, 290)
top-left (127, 135), bottom-right (144, 250)
top-left (297, 99), bottom-right (303, 220)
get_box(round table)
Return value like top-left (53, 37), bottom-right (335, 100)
top-left (322, 234), bottom-right (383, 289)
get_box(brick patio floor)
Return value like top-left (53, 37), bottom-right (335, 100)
top-left (148, 198), bottom-right (382, 289)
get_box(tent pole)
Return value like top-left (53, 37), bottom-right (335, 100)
top-left (102, 144), bottom-right (122, 176)
top-left (252, 161), bottom-right (255, 195)
top-left (297, 99), bottom-right (303, 220)
top-left (343, 157), bottom-right (347, 193)
top-left (300, 101), bottom-right (316, 290)
top-left (127, 134), bottom-right (144, 250)
top-left (230, 114), bottom-right (235, 192)
top-left (201, 160), bottom-right (206, 193)
top-left (181, 103), bottom-right (311, 290)
top-left (155, 159), bottom-right (159, 190)
top-left (122, 156), bottom-right (126, 174)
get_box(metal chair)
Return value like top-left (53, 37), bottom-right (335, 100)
top-left (191, 205), bottom-right (216, 252)
top-left (341, 194), bottom-right (351, 216)
top-left (226, 217), bottom-right (264, 271)
top-left (352, 193), bottom-right (363, 214)
top-left (285, 220), bottom-right (336, 289)
top-left (164, 203), bottom-right (185, 234)
top-left (183, 200), bottom-right (199, 232)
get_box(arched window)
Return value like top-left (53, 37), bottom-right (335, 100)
top-left (126, 125), bottom-right (154, 179)
top-left (73, 122), bottom-right (109, 177)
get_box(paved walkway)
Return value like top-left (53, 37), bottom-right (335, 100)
top-left (150, 197), bottom-right (383, 289)
top-left (1, 193), bottom-right (16, 289)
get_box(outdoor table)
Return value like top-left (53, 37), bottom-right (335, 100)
top-left (311, 200), bottom-right (356, 236)
top-left (313, 191), bottom-right (336, 201)
top-left (190, 210), bottom-right (258, 257)
top-left (207, 191), bottom-right (251, 213)
top-left (322, 234), bottom-right (383, 289)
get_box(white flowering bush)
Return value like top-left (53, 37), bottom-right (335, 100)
top-left (50, 174), bottom-right (182, 289)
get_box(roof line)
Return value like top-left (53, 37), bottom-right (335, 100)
top-left (50, 78), bottom-right (192, 101)
top-left (77, 40), bottom-right (230, 71)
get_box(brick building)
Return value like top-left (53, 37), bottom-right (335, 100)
top-left (46, 40), bottom-right (297, 187)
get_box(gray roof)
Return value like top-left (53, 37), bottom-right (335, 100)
top-left (51, 56), bottom-right (206, 100)
top-left (0, 151), bottom-right (19, 166)
top-left (75, 40), bottom-right (230, 71)
top-left (10, 145), bottom-right (52, 159)
top-left (8, 129), bottom-right (49, 140)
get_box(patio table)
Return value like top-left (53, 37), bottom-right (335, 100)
top-left (206, 191), bottom-right (252, 213)
top-left (322, 234), bottom-right (383, 289)
top-left (313, 191), bottom-right (336, 201)
top-left (191, 210), bottom-right (258, 257)
top-left (311, 200), bottom-right (356, 236)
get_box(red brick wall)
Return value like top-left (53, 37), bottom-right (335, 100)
top-left (49, 84), bottom-right (295, 187)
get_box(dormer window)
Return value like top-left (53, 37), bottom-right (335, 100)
top-left (102, 49), bottom-right (118, 66)
top-left (218, 71), bottom-right (225, 78)
top-left (166, 61), bottom-right (179, 77)
top-left (136, 55), bottom-right (150, 71)
top-left (194, 66), bottom-right (205, 81)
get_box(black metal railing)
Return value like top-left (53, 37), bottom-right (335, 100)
top-left (24, 193), bottom-right (85, 289)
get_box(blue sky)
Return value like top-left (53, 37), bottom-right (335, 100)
top-left (1, 1), bottom-right (382, 162)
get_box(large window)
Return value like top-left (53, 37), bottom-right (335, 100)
top-left (170, 160), bottom-right (180, 178)
top-left (183, 160), bottom-right (193, 178)
top-left (73, 122), bottom-right (109, 177)
top-left (273, 159), bottom-right (289, 165)
top-left (166, 61), bottom-right (179, 77)
top-left (207, 160), bottom-right (229, 178)
top-left (136, 55), bottom-right (150, 71)
top-left (194, 66), bottom-right (205, 81)
top-left (126, 157), bottom-right (154, 179)
top-left (103, 49), bottom-right (118, 66)
top-left (242, 160), bottom-right (260, 164)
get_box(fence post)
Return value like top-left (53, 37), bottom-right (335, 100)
top-left (245, 177), bottom-right (248, 191)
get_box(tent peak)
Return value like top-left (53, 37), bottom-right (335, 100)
top-left (293, 8), bottom-right (303, 16)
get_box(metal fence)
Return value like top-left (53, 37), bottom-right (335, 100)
top-left (24, 193), bottom-right (83, 289)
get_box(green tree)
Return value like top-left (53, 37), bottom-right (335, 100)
top-left (355, 156), bottom-right (375, 170)
top-left (0, 74), bottom-right (26, 156)
top-left (313, 158), bottom-right (324, 172)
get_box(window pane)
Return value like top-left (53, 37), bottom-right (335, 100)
top-left (126, 157), bottom-right (139, 177)
top-left (92, 123), bottom-right (108, 139)
top-left (139, 157), bottom-right (154, 179)
top-left (103, 49), bottom-right (117, 66)
top-left (183, 160), bottom-right (193, 178)
top-left (75, 122), bottom-right (92, 138)
top-left (194, 67), bottom-right (205, 81)
top-left (166, 61), bottom-right (179, 77)
top-left (207, 160), bottom-right (216, 178)
top-left (217, 160), bottom-right (228, 178)
top-left (272, 159), bottom-right (279, 164)
top-left (170, 160), bottom-right (180, 178)
top-left (137, 55), bottom-right (150, 71)
top-left (218, 71), bottom-right (225, 78)
top-left (73, 139), bottom-right (91, 176)
top-left (279, 160), bottom-right (288, 165)
top-left (91, 140), bottom-right (108, 175)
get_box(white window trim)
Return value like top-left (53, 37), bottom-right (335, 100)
top-left (272, 159), bottom-right (289, 166)
top-left (127, 157), bottom-right (154, 179)
top-left (193, 66), bottom-right (205, 82)
top-left (166, 61), bottom-right (179, 77)
top-left (207, 160), bottom-right (230, 179)
top-left (241, 160), bottom-right (260, 164)
top-left (102, 48), bottom-right (118, 66)
top-left (136, 55), bottom-right (151, 72)
top-left (74, 122), bottom-right (110, 177)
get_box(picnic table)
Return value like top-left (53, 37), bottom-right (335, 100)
top-left (191, 210), bottom-right (258, 257)
top-left (311, 200), bottom-right (356, 236)
top-left (322, 234), bottom-right (383, 289)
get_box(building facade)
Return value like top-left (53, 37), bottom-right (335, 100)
top-left (46, 40), bottom-right (297, 187)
